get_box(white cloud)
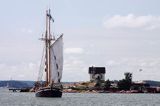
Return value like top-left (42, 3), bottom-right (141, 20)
top-left (103, 14), bottom-right (160, 30)
top-left (64, 47), bottom-right (84, 54)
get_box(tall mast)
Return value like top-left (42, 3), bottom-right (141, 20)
top-left (48, 9), bottom-right (52, 84)
top-left (40, 9), bottom-right (54, 86)
top-left (47, 9), bottom-right (54, 85)
top-left (45, 10), bottom-right (49, 84)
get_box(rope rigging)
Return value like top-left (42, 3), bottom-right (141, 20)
top-left (37, 45), bottom-right (46, 82)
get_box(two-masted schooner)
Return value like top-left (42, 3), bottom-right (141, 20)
top-left (35, 9), bottom-right (63, 97)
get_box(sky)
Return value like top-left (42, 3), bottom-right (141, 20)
top-left (0, 0), bottom-right (160, 82)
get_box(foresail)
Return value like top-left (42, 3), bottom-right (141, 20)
top-left (50, 35), bottom-right (63, 83)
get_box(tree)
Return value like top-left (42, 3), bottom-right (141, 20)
top-left (94, 79), bottom-right (104, 90)
top-left (124, 72), bottom-right (132, 82)
top-left (118, 79), bottom-right (131, 90)
top-left (104, 79), bottom-right (111, 90)
top-left (95, 81), bottom-right (101, 88)
top-left (117, 72), bottom-right (132, 90)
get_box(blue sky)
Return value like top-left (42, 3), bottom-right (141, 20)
top-left (0, 0), bottom-right (160, 81)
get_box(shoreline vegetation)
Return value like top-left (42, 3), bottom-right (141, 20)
top-left (62, 72), bottom-right (160, 94)
top-left (62, 81), bottom-right (160, 94)
top-left (1, 73), bottom-right (160, 94)
top-left (33, 72), bottom-right (160, 93)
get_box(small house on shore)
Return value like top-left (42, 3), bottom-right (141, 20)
top-left (89, 66), bottom-right (106, 82)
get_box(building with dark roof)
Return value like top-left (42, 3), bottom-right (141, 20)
top-left (88, 66), bottom-right (106, 82)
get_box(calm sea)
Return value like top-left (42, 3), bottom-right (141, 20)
top-left (0, 89), bottom-right (160, 106)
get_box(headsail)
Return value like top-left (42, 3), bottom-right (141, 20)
top-left (50, 35), bottom-right (63, 83)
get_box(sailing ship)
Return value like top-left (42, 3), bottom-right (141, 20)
top-left (35, 9), bottom-right (63, 97)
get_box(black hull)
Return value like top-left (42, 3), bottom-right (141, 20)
top-left (35, 88), bottom-right (62, 97)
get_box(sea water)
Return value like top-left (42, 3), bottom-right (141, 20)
top-left (0, 89), bottom-right (160, 106)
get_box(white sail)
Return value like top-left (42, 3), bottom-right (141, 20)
top-left (50, 35), bottom-right (63, 83)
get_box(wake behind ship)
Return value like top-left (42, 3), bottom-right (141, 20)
top-left (35, 9), bottom-right (63, 97)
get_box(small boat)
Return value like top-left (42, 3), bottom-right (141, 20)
top-left (35, 9), bottom-right (63, 97)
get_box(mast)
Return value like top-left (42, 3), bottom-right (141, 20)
top-left (40, 9), bottom-right (54, 85)
top-left (45, 10), bottom-right (49, 84)
top-left (48, 9), bottom-right (52, 84)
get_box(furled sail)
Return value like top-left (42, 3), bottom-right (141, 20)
top-left (50, 35), bottom-right (63, 83)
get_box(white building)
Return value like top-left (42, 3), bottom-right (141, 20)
top-left (88, 66), bottom-right (106, 82)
